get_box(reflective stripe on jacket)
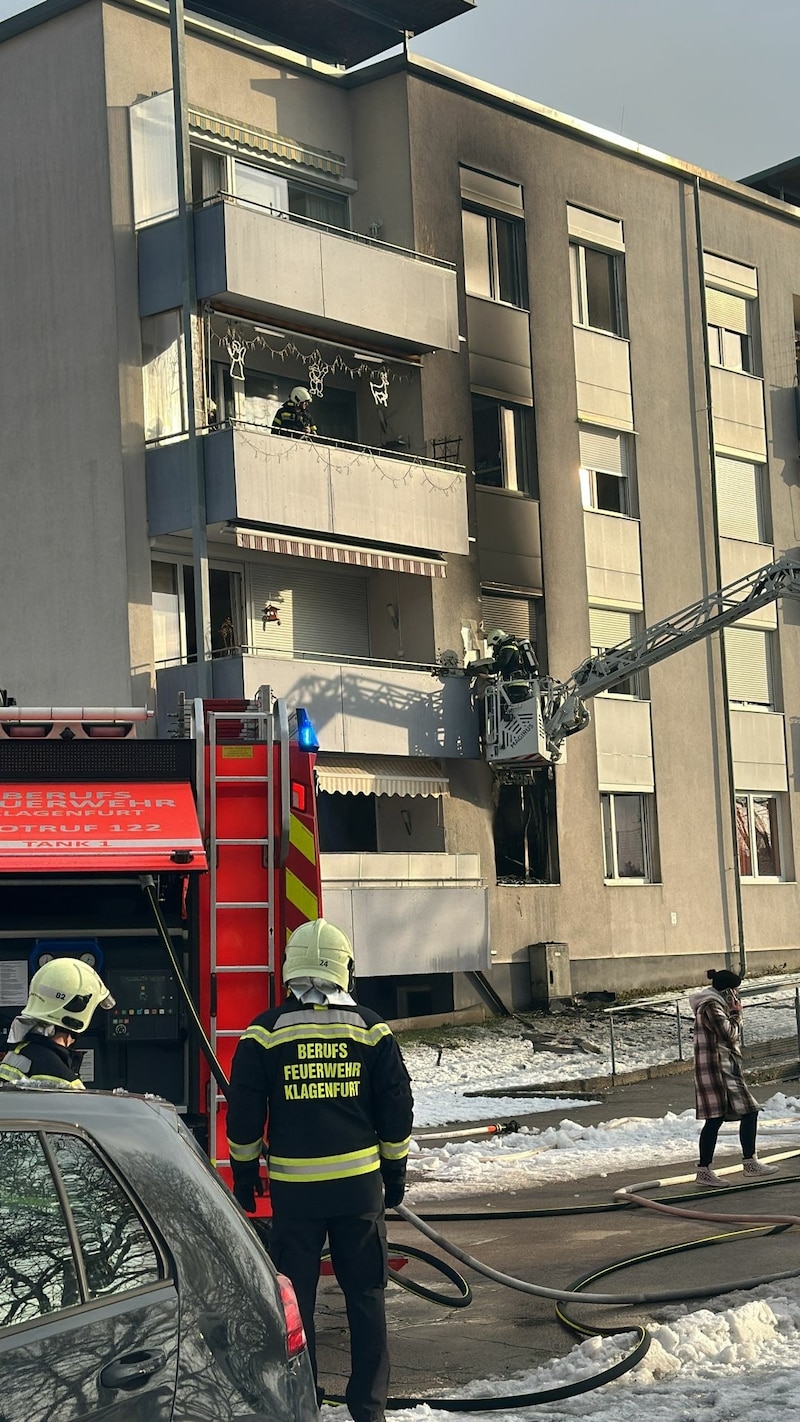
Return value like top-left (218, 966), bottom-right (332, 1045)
top-left (226, 997), bottom-right (413, 1218)
top-left (0, 1035), bottom-right (86, 1090)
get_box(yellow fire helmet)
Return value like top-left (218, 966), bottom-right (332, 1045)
top-left (282, 918), bottom-right (354, 992)
top-left (24, 958), bottom-right (116, 1034)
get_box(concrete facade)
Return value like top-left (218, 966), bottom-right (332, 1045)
top-left (4, 0), bottom-right (800, 1010)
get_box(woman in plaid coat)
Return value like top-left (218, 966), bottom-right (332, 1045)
top-left (689, 968), bottom-right (778, 1187)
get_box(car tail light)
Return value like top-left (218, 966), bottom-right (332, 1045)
top-left (277, 1273), bottom-right (307, 1359)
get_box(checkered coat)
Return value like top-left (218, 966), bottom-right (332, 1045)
top-left (689, 986), bottom-right (760, 1121)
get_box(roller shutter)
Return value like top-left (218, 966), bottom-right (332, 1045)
top-left (715, 457), bottom-right (763, 542)
top-left (705, 287), bottom-right (749, 333)
top-left (589, 607), bottom-right (634, 651)
top-left (724, 627), bottom-right (772, 705)
top-left (482, 593), bottom-right (537, 642)
top-left (247, 562), bottom-right (369, 658)
top-left (579, 426), bottom-right (628, 474)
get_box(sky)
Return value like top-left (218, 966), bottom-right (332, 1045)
top-left (0, 0), bottom-right (795, 185)
top-left (386, 1006), bottom-right (800, 1418)
top-left (410, 0), bottom-right (799, 183)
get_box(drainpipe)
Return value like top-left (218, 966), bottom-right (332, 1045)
top-left (169, 0), bottom-right (213, 697)
top-left (693, 176), bottom-right (746, 976)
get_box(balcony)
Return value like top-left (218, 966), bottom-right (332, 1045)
top-left (593, 697), bottom-right (654, 791)
top-left (321, 853), bottom-right (489, 977)
top-left (730, 709), bottom-right (787, 792)
top-left (583, 510), bottom-right (643, 609)
top-left (719, 537), bottom-right (777, 629)
top-left (146, 426), bottom-right (469, 558)
top-left (155, 653), bottom-right (480, 758)
top-left (138, 201), bottom-right (460, 355)
top-left (476, 487), bottom-right (542, 592)
top-left (710, 367), bottom-right (766, 460)
top-left (573, 328), bottom-right (633, 429)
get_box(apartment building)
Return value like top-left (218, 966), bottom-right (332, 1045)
top-left (3, 0), bottom-right (800, 1015)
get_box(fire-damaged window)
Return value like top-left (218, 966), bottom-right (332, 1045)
top-left (493, 772), bottom-right (559, 884)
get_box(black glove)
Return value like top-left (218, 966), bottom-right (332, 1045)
top-left (381, 1163), bottom-right (406, 1210)
top-left (232, 1161), bottom-right (264, 1214)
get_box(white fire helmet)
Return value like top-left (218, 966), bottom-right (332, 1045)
top-left (24, 958), bottom-right (116, 1035)
top-left (290, 386), bottom-right (312, 405)
top-left (282, 919), bottom-right (354, 992)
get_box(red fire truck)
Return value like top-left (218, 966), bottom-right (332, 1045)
top-left (0, 690), bottom-right (320, 1202)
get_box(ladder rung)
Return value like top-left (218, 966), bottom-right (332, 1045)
top-left (213, 965), bottom-right (271, 974)
top-left (213, 775), bottom-right (270, 783)
top-left (214, 838), bottom-right (271, 846)
top-left (216, 900), bottom-right (270, 909)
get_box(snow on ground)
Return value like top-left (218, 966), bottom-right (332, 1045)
top-left (384, 1278), bottom-right (800, 1418)
top-left (382, 1004), bottom-right (800, 1417)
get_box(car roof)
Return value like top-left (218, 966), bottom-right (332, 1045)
top-left (0, 1086), bottom-right (180, 1132)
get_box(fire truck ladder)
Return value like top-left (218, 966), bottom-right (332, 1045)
top-left (194, 697), bottom-right (290, 1166)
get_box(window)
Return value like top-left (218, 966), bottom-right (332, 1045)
top-left (706, 287), bottom-right (753, 373)
top-left (570, 243), bottom-right (625, 335)
top-left (715, 456), bottom-right (767, 542)
top-left (589, 608), bottom-right (642, 697)
top-left (49, 1134), bottom-right (161, 1299)
top-left (152, 560), bottom-right (244, 664)
top-left (462, 207), bottom-right (526, 307)
top-left (601, 792), bottom-right (654, 881)
top-left (288, 184), bottom-right (349, 228)
top-left (472, 395), bottom-right (536, 493)
top-left (0, 1131), bottom-right (162, 1329)
top-left (233, 160), bottom-right (287, 212)
top-left (493, 773), bottom-right (559, 884)
top-left (0, 1132), bottom-right (80, 1326)
top-left (724, 627), bottom-right (774, 707)
top-left (579, 426), bottom-right (634, 515)
top-left (736, 794), bottom-right (783, 879)
top-left (318, 792), bottom-right (377, 853)
top-left (482, 593), bottom-right (538, 646)
top-left (191, 147), bottom-right (349, 229)
top-left (141, 310), bottom-right (186, 442)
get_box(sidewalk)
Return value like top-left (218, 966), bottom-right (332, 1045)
top-left (466, 1035), bottom-right (800, 1100)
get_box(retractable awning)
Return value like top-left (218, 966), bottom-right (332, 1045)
top-left (235, 532), bottom-right (446, 579)
top-left (0, 782), bottom-right (207, 873)
top-left (315, 756), bottom-right (449, 798)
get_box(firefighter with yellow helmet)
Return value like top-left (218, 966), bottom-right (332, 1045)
top-left (0, 958), bottom-right (115, 1090)
top-left (227, 918), bottom-right (414, 1422)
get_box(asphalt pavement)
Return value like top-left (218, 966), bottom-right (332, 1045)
top-left (315, 1061), bottom-right (800, 1406)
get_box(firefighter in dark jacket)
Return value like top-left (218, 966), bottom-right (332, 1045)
top-left (271, 385), bottom-right (317, 437)
top-left (0, 958), bottom-right (115, 1089)
top-left (227, 918), bottom-right (413, 1422)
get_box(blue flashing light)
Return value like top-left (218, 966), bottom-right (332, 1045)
top-left (296, 707), bottom-right (319, 753)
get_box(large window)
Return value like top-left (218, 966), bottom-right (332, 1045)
top-left (141, 310), bottom-right (186, 442)
top-left (715, 456), bottom-right (767, 543)
top-left (736, 794), bottom-right (783, 879)
top-left (579, 426), bottom-right (634, 515)
top-left (472, 395), bottom-right (536, 494)
top-left (724, 627), bottom-right (774, 707)
top-left (462, 207), bottom-right (526, 308)
top-left (191, 147), bottom-right (349, 229)
top-left (706, 286), bottom-right (753, 373)
top-left (494, 774), bottom-right (559, 884)
top-left (151, 560), bottom-right (244, 664)
top-left (601, 792), bottom-right (654, 881)
top-left (570, 243), bottom-right (625, 335)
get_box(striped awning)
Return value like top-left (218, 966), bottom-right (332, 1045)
top-left (235, 531), bottom-right (446, 579)
top-left (188, 106), bottom-right (346, 178)
top-left (315, 756), bottom-right (449, 798)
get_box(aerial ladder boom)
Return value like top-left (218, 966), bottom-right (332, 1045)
top-left (481, 556), bottom-right (800, 774)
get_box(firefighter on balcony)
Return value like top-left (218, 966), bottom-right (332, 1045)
top-left (0, 958), bottom-right (115, 1090)
top-left (227, 918), bottom-right (414, 1422)
top-left (271, 385), bottom-right (318, 437)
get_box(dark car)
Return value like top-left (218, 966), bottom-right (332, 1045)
top-left (0, 1088), bottom-right (319, 1422)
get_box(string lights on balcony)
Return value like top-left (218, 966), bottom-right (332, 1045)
top-left (207, 309), bottom-right (406, 406)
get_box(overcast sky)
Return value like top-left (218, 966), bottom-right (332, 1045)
top-left (410, 0), bottom-right (798, 182)
top-left (0, 0), bottom-right (795, 184)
